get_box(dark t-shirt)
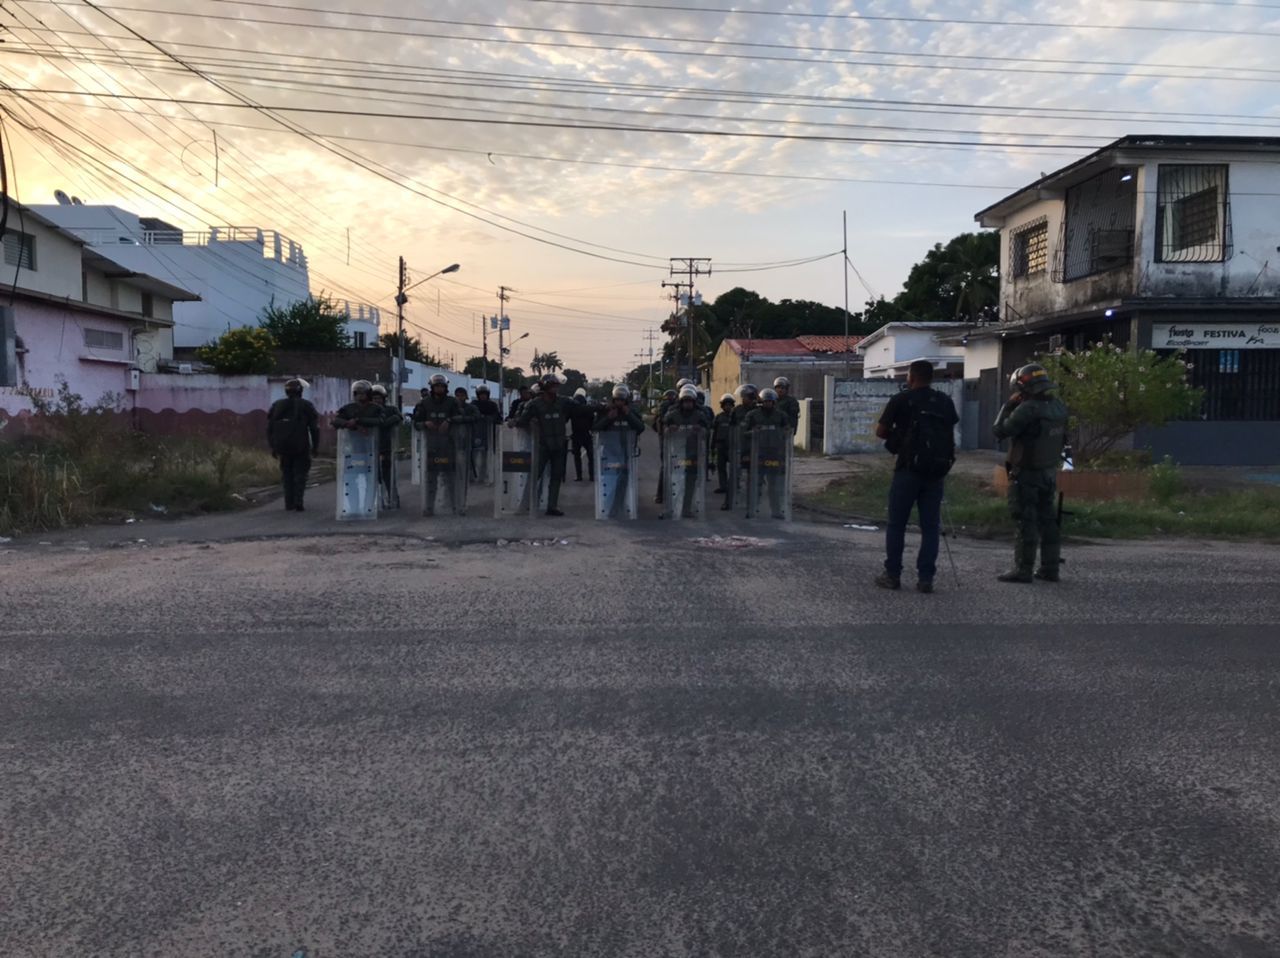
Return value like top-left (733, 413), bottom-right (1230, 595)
top-left (878, 387), bottom-right (959, 472)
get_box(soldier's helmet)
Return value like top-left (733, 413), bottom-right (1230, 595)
top-left (773, 376), bottom-right (791, 390)
top-left (284, 378), bottom-right (306, 394)
top-left (663, 388), bottom-right (678, 401)
top-left (612, 384), bottom-right (631, 401)
top-left (738, 383), bottom-right (759, 401)
top-left (760, 387), bottom-right (779, 403)
top-left (541, 373), bottom-right (561, 387)
top-left (351, 379), bottom-right (373, 397)
top-left (720, 393), bottom-right (735, 407)
top-left (531, 383), bottom-right (543, 395)
top-left (371, 384), bottom-right (388, 397)
top-left (429, 373), bottom-right (449, 389)
top-left (676, 378), bottom-right (692, 389)
top-left (574, 387), bottom-right (587, 398)
top-left (1011, 363), bottom-right (1053, 395)
top-left (476, 385), bottom-right (490, 397)
top-left (678, 385), bottom-right (698, 401)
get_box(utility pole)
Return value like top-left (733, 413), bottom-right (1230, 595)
top-left (497, 285), bottom-right (511, 415)
top-left (661, 279), bottom-right (691, 385)
top-left (643, 326), bottom-right (659, 400)
top-left (842, 211), bottom-right (851, 379)
top-left (395, 256), bottom-right (407, 411)
top-left (668, 258), bottom-right (711, 385)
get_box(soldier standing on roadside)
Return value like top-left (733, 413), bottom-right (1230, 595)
top-left (267, 378), bottom-right (319, 512)
top-left (993, 363), bottom-right (1069, 584)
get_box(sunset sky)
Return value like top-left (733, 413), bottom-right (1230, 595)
top-left (2, 0), bottom-right (1277, 377)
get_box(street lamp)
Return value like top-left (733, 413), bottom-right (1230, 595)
top-left (396, 261), bottom-right (461, 410)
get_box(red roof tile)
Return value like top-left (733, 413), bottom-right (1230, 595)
top-left (725, 338), bottom-right (812, 357)
top-left (796, 335), bottom-right (862, 353)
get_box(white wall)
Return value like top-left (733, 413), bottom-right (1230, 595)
top-left (3, 217), bottom-right (83, 300)
top-left (963, 338), bottom-right (1000, 380)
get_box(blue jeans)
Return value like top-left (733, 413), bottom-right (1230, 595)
top-left (884, 469), bottom-right (945, 581)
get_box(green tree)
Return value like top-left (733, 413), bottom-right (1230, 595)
top-left (1041, 342), bottom-right (1202, 463)
top-left (464, 355), bottom-right (500, 381)
top-left (379, 332), bottom-right (444, 366)
top-left (893, 232), bottom-right (1000, 323)
top-left (561, 367), bottom-right (587, 395)
top-left (196, 327), bottom-right (276, 374)
top-left (259, 294), bottom-right (351, 350)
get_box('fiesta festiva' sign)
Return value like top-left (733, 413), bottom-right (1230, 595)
top-left (1152, 322), bottom-right (1280, 349)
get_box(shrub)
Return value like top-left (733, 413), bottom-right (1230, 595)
top-left (1041, 342), bottom-right (1201, 464)
top-left (1149, 456), bottom-right (1184, 504)
top-left (197, 327), bottom-right (277, 374)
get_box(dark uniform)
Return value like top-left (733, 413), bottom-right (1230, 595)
top-left (452, 396), bottom-right (482, 480)
top-left (742, 404), bottom-right (789, 432)
top-left (592, 404), bottom-right (646, 435)
top-left (712, 407), bottom-right (734, 493)
top-left (994, 391), bottom-right (1069, 581)
top-left (413, 393), bottom-right (460, 514)
top-left (518, 393), bottom-right (571, 513)
top-left (373, 399), bottom-right (403, 502)
top-left (654, 395), bottom-right (676, 504)
top-left (332, 400), bottom-right (383, 431)
top-left (267, 394), bottom-right (319, 510)
top-left (569, 398), bottom-right (598, 482)
top-left (776, 393), bottom-right (801, 433)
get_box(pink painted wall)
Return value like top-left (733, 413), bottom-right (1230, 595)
top-left (0, 300), bottom-right (137, 427)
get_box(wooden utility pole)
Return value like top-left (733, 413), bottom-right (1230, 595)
top-left (394, 256), bottom-right (407, 410)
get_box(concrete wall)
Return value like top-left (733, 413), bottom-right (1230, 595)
top-left (4, 217), bottom-right (84, 300)
top-left (963, 338), bottom-right (1001, 380)
top-left (823, 377), bottom-right (964, 455)
top-left (707, 340), bottom-right (742, 406)
top-left (0, 299), bottom-right (141, 424)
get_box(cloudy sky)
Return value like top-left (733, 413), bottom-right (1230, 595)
top-left (2, 0), bottom-right (1277, 376)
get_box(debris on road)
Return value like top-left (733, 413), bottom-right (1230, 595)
top-left (844, 523), bottom-right (880, 532)
top-left (691, 535), bottom-right (780, 550)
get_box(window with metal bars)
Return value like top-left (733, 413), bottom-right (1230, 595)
top-left (3, 231), bottom-right (36, 270)
top-left (83, 328), bottom-right (124, 351)
top-left (1054, 168), bottom-right (1137, 282)
top-left (1010, 219), bottom-right (1048, 278)
top-left (1156, 165), bottom-right (1230, 263)
top-left (1171, 347), bottom-right (1280, 420)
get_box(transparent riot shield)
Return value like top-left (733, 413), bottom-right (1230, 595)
top-left (664, 424), bottom-right (706, 520)
top-left (380, 426), bottom-right (400, 511)
top-left (453, 422), bottom-right (472, 516)
top-left (594, 426), bottom-right (639, 520)
top-left (336, 429), bottom-right (379, 521)
top-left (419, 427), bottom-right (462, 517)
top-left (529, 421), bottom-right (551, 517)
top-left (472, 420), bottom-right (494, 486)
top-left (494, 424), bottom-right (534, 517)
top-left (411, 427), bottom-right (423, 486)
top-left (723, 423), bottom-right (747, 512)
top-left (746, 425), bottom-right (793, 521)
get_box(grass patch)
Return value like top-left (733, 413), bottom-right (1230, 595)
top-left (800, 463), bottom-right (1280, 541)
top-left (1, 432), bottom-right (280, 536)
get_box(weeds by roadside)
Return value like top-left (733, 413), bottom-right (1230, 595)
top-left (800, 461), bottom-right (1280, 541)
top-left (0, 379), bottom-right (280, 535)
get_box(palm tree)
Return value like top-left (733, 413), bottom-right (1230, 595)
top-left (944, 232), bottom-right (1000, 322)
top-left (542, 350), bottom-right (564, 374)
top-left (529, 350), bottom-right (545, 376)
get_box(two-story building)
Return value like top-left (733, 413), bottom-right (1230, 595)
top-left (28, 201), bottom-right (384, 350)
top-left (972, 135), bottom-right (1280, 465)
top-left (0, 199), bottom-right (198, 420)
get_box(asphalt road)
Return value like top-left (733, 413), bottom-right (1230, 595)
top-left (2, 456), bottom-right (1279, 957)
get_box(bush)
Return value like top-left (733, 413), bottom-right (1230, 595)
top-left (1041, 342), bottom-right (1201, 464)
top-left (197, 327), bottom-right (276, 374)
top-left (260, 293), bottom-right (350, 350)
top-left (1149, 456), bottom-right (1184, 504)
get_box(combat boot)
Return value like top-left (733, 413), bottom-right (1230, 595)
top-left (998, 569), bottom-right (1034, 583)
top-left (1034, 568), bottom-right (1060, 582)
top-left (874, 572), bottom-right (901, 590)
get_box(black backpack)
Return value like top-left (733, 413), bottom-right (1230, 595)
top-left (902, 389), bottom-right (955, 479)
top-left (269, 398), bottom-right (312, 455)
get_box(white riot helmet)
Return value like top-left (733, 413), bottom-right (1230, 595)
top-left (351, 379), bottom-right (373, 398)
top-left (678, 385), bottom-right (698, 401)
top-left (676, 378), bottom-right (692, 389)
top-left (720, 393), bottom-right (735, 407)
top-left (574, 387), bottom-right (587, 399)
top-left (773, 376), bottom-right (790, 390)
top-left (428, 373), bottom-right (448, 390)
top-left (370, 384), bottom-right (388, 397)
top-left (611, 384), bottom-right (631, 401)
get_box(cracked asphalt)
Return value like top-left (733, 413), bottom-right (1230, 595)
top-left (1, 459), bottom-right (1278, 957)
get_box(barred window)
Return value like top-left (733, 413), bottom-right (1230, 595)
top-left (1010, 219), bottom-right (1048, 278)
top-left (3, 231), bottom-right (36, 270)
top-left (1056, 167), bottom-right (1136, 282)
top-left (83, 328), bottom-right (124, 350)
top-left (1156, 165), bottom-right (1229, 263)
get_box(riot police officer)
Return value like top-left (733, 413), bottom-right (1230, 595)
top-left (569, 387), bottom-right (598, 482)
top-left (332, 379), bottom-right (382, 430)
top-left (413, 374), bottom-right (459, 516)
top-left (773, 376), bottom-right (801, 433)
top-left (654, 387), bottom-right (678, 505)
top-left (993, 363), bottom-right (1069, 583)
top-left (712, 393), bottom-right (735, 494)
top-left (267, 377), bottom-right (319, 511)
top-left (370, 384), bottom-right (403, 507)
top-left (517, 374), bottom-right (572, 516)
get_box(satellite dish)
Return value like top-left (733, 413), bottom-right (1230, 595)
top-left (54, 189), bottom-right (71, 205)
top-left (70, 196), bottom-right (83, 205)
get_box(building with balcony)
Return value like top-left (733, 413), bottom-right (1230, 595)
top-left (972, 135), bottom-right (1280, 464)
top-left (27, 202), bottom-right (381, 350)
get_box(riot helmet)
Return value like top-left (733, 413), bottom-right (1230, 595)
top-left (773, 376), bottom-right (791, 391)
top-left (429, 373), bottom-right (449, 395)
top-left (738, 383), bottom-right (759, 402)
top-left (530, 383), bottom-right (542, 396)
top-left (612, 384), bottom-right (631, 402)
top-left (1011, 363), bottom-right (1053, 396)
top-left (284, 378), bottom-right (306, 396)
top-left (676, 378), bottom-right (692, 389)
top-left (678, 385), bottom-right (698, 404)
top-left (663, 388), bottom-right (677, 402)
top-left (476, 385), bottom-right (490, 397)
top-left (454, 387), bottom-right (469, 399)
top-left (720, 393), bottom-right (735, 408)
top-left (760, 387), bottom-right (779, 404)
top-left (371, 384), bottom-right (388, 397)
top-left (351, 379), bottom-right (373, 398)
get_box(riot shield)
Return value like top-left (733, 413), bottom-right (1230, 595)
top-left (494, 424), bottom-right (534, 517)
top-left (336, 429), bottom-right (379, 521)
top-left (453, 422), bottom-right (472, 516)
top-left (529, 421), bottom-right (550, 517)
top-left (746, 425), bottom-right (793, 521)
top-left (722, 423), bottom-right (747, 512)
top-left (419, 426), bottom-right (462, 517)
top-left (380, 426), bottom-right (400, 511)
top-left (411, 427), bottom-right (423, 486)
top-left (664, 424), bottom-right (706, 520)
top-left (472, 420), bottom-right (494, 486)
top-left (594, 426), bottom-right (639, 520)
